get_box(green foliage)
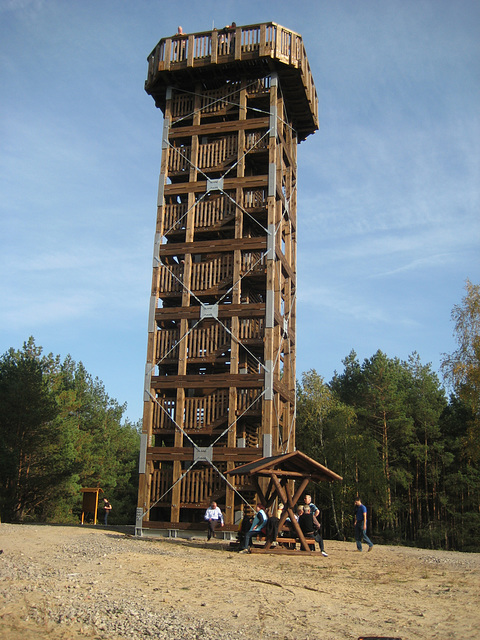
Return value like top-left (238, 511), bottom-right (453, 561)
top-left (441, 279), bottom-right (480, 461)
top-left (0, 338), bottom-right (140, 525)
top-left (296, 348), bottom-right (480, 552)
top-left (0, 340), bottom-right (65, 521)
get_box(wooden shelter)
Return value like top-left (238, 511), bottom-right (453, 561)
top-left (136, 23), bottom-right (318, 536)
top-left (228, 451), bottom-right (342, 552)
top-left (80, 487), bottom-right (103, 525)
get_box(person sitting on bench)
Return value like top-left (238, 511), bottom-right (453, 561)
top-left (237, 512), bottom-right (253, 548)
top-left (298, 506), bottom-right (317, 550)
top-left (239, 504), bottom-right (267, 552)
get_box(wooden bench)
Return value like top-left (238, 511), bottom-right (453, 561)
top-left (276, 536), bottom-right (316, 547)
top-left (249, 534), bottom-right (319, 554)
top-left (231, 526), bottom-right (319, 554)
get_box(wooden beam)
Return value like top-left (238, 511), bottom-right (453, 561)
top-left (250, 547), bottom-right (320, 555)
top-left (151, 373), bottom-right (264, 389)
top-left (164, 175), bottom-right (268, 196)
top-left (255, 469), bottom-right (315, 479)
top-left (168, 116), bottom-right (270, 139)
top-left (269, 473), bottom-right (309, 550)
top-left (159, 237), bottom-right (266, 256)
top-left (146, 447), bottom-right (260, 462)
top-left (274, 474), bottom-right (312, 552)
top-left (155, 303), bottom-right (266, 322)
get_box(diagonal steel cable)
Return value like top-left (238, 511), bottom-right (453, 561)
top-left (171, 79), bottom-right (295, 134)
top-left (148, 317), bottom-right (203, 371)
top-left (162, 190), bottom-right (210, 237)
top-left (146, 389), bottom-right (199, 450)
top-left (210, 388), bottom-right (266, 447)
top-left (140, 460), bottom-right (199, 520)
top-left (222, 190), bottom-right (269, 234)
top-left (144, 390), bottom-right (256, 515)
top-left (165, 140), bottom-right (211, 181)
top-left (208, 459), bottom-right (254, 509)
top-left (216, 249), bottom-right (268, 306)
top-left (213, 315), bottom-right (268, 374)
top-left (220, 128), bottom-right (272, 181)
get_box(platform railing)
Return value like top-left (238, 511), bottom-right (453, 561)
top-left (150, 467), bottom-right (173, 503)
top-left (180, 465), bottom-right (224, 504)
top-left (146, 22), bottom-right (318, 123)
top-left (184, 390), bottom-right (229, 430)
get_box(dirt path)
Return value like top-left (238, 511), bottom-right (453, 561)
top-left (1, 523), bottom-right (479, 639)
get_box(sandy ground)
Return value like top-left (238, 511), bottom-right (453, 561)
top-left (0, 523), bottom-right (479, 640)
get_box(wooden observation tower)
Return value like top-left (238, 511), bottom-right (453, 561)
top-left (136, 22), bottom-right (318, 536)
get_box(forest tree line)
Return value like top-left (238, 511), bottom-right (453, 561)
top-left (0, 337), bottom-right (140, 525)
top-left (0, 281), bottom-right (478, 551)
top-left (297, 280), bottom-right (480, 552)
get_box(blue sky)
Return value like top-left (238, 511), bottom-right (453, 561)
top-left (1, 0), bottom-right (479, 423)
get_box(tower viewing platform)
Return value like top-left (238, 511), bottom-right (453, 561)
top-left (145, 22), bottom-right (318, 141)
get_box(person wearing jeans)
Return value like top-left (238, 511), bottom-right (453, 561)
top-left (103, 498), bottom-right (112, 526)
top-left (239, 504), bottom-right (267, 552)
top-left (354, 498), bottom-right (373, 551)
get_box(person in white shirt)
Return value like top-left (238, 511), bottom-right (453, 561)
top-left (204, 501), bottom-right (224, 540)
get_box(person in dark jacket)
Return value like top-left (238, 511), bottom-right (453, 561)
top-left (103, 498), bottom-right (112, 525)
top-left (298, 506), bottom-right (328, 555)
top-left (312, 512), bottom-right (328, 557)
top-left (265, 514), bottom-right (280, 546)
top-left (298, 506), bottom-right (315, 538)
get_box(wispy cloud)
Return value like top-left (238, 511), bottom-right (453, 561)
top-left (0, 1), bottom-right (478, 419)
top-left (297, 282), bottom-right (420, 328)
top-left (369, 253), bottom-right (458, 279)
top-left (0, 0), bottom-right (44, 14)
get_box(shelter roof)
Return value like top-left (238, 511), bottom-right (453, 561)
top-left (227, 450), bottom-right (342, 482)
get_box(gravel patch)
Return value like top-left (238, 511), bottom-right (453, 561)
top-left (0, 526), bottom-right (246, 640)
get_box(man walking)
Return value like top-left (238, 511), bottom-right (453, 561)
top-left (204, 501), bottom-right (224, 540)
top-left (354, 498), bottom-right (373, 552)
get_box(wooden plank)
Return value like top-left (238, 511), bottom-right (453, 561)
top-left (273, 378), bottom-right (295, 405)
top-left (168, 116), bottom-right (269, 139)
top-left (273, 537), bottom-right (316, 545)
top-left (211, 30), bottom-right (218, 65)
top-left (159, 237), bottom-right (266, 256)
top-left (275, 246), bottom-right (295, 280)
top-left (155, 303), bottom-right (266, 321)
top-left (151, 373), bottom-right (264, 390)
top-left (146, 447), bottom-right (260, 462)
top-left (164, 175), bottom-right (268, 196)
top-left (255, 470), bottom-right (316, 479)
